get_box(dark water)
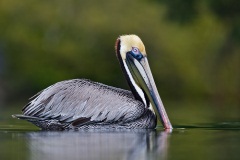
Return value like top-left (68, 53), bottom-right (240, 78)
top-left (1, 107), bottom-right (240, 160)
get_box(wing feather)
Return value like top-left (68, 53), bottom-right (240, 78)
top-left (22, 79), bottom-right (145, 126)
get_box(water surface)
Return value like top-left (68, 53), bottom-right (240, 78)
top-left (1, 107), bottom-right (240, 160)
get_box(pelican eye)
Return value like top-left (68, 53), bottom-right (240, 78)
top-left (130, 47), bottom-right (143, 60)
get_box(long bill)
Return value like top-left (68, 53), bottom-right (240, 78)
top-left (125, 54), bottom-right (173, 129)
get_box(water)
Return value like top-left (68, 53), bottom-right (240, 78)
top-left (1, 107), bottom-right (240, 160)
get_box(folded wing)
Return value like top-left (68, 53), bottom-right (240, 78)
top-left (21, 79), bottom-right (145, 127)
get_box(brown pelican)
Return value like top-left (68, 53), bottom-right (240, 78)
top-left (13, 35), bottom-right (172, 130)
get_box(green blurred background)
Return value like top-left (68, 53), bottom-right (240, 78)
top-left (0, 0), bottom-right (239, 125)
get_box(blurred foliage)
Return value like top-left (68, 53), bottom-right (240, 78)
top-left (154, 0), bottom-right (240, 106)
top-left (0, 0), bottom-right (239, 108)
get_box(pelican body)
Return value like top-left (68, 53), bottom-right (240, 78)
top-left (13, 35), bottom-right (172, 130)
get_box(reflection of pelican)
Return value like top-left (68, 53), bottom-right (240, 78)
top-left (13, 35), bottom-right (172, 130)
top-left (25, 130), bottom-right (171, 160)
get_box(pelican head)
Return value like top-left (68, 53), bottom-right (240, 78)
top-left (115, 34), bottom-right (172, 129)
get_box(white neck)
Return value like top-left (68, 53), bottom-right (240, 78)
top-left (122, 60), bottom-right (147, 106)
